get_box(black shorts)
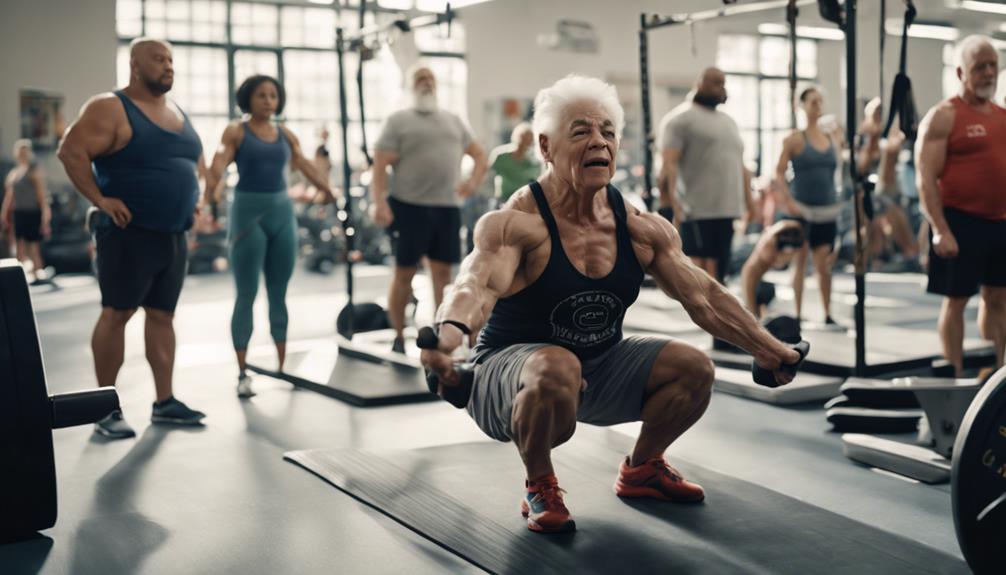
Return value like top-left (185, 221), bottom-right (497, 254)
top-left (680, 218), bottom-right (734, 282)
top-left (388, 197), bottom-right (461, 267)
top-left (13, 210), bottom-right (42, 242)
top-left (927, 208), bottom-right (1006, 298)
top-left (95, 225), bottom-right (188, 312)
top-left (782, 216), bottom-right (837, 250)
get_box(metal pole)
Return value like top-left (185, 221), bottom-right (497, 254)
top-left (639, 14), bottom-right (655, 211)
top-left (337, 27), bottom-right (356, 338)
top-left (844, 0), bottom-right (866, 376)
top-left (643, 0), bottom-right (817, 31)
top-left (788, 1), bottom-right (798, 130)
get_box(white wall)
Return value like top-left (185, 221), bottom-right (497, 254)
top-left (0, 0), bottom-right (117, 179)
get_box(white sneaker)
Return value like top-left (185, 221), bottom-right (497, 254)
top-left (237, 375), bottom-right (256, 399)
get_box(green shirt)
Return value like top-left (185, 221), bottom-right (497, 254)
top-left (490, 144), bottom-right (540, 202)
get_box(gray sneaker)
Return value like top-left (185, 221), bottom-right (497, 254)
top-left (237, 374), bottom-right (256, 399)
top-left (93, 409), bottom-right (136, 439)
top-left (151, 397), bottom-right (206, 425)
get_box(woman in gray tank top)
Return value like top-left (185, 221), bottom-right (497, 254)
top-left (1, 139), bottom-right (51, 283)
top-left (772, 87), bottom-right (844, 330)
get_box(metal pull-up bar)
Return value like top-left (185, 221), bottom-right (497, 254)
top-left (642, 0), bottom-right (819, 31)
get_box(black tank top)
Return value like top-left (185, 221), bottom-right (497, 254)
top-left (474, 181), bottom-right (644, 361)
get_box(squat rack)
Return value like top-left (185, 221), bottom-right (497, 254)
top-left (333, 3), bottom-right (455, 338)
top-left (639, 0), bottom-right (869, 376)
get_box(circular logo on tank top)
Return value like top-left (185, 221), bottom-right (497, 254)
top-left (550, 290), bottom-right (624, 348)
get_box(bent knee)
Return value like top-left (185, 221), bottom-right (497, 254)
top-left (101, 307), bottom-right (137, 325)
top-left (143, 307), bottom-right (175, 323)
top-left (521, 347), bottom-right (582, 397)
top-left (656, 344), bottom-right (714, 396)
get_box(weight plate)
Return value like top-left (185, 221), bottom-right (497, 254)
top-left (0, 262), bottom-right (56, 537)
top-left (951, 366), bottom-right (1006, 575)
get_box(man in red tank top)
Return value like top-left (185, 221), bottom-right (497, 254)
top-left (916, 35), bottom-right (1006, 376)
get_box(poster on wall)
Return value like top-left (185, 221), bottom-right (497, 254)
top-left (20, 90), bottom-right (66, 150)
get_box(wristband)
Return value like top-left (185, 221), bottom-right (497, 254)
top-left (436, 320), bottom-right (471, 335)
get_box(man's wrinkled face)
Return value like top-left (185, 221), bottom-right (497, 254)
top-left (133, 42), bottom-right (174, 95)
top-left (959, 43), bottom-right (998, 101)
top-left (540, 99), bottom-right (618, 192)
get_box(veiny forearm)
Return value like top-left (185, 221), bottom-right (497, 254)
top-left (685, 278), bottom-right (786, 362)
top-left (436, 274), bottom-right (497, 334)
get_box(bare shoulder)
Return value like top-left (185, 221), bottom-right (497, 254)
top-left (78, 92), bottom-right (126, 121)
top-left (223, 121), bottom-right (244, 141)
top-left (475, 188), bottom-right (547, 250)
top-left (921, 100), bottom-right (956, 135)
top-left (626, 207), bottom-right (677, 249)
top-left (278, 123), bottom-right (300, 144)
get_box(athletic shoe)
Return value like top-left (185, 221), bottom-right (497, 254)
top-left (237, 374), bottom-right (256, 399)
top-left (391, 336), bottom-right (406, 354)
top-left (820, 316), bottom-right (846, 332)
top-left (151, 397), bottom-right (206, 425)
top-left (519, 475), bottom-right (576, 533)
top-left (614, 456), bottom-right (705, 503)
top-left (93, 409), bottom-right (136, 439)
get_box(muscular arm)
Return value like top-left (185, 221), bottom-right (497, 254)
top-left (281, 126), bottom-right (334, 197)
top-left (57, 95), bottom-right (122, 207)
top-left (462, 141), bottom-right (489, 193)
top-left (370, 149), bottom-right (398, 204)
top-left (773, 134), bottom-right (798, 214)
top-left (915, 105), bottom-right (954, 234)
top-left (205, 124), bottom-right (239, 205)
top-left (641, 213), bottom-right (792, 368)
top-left (658, 148), bottom-right (684, 219)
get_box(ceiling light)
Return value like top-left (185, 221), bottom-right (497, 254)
top-left (958, 1), bottom-right (1006, 15)
top-left (886, 20), bottom-right (959, 41)
top-left (758, 23), bottom-right (845, 41)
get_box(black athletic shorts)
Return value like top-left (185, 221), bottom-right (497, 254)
top-left (388, 197), bottom-right (461, 266)
top-left (95, 225), bottom-right (188, 312)
top-left (927, 208), bottom-right (1006, 298)
top-left (679, 218), bottom-right (734, 282)
top-left (781, 216), bottom-right (837, 250)
top-left (13, 210), bottom-right (42, 242)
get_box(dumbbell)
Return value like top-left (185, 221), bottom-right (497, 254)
top-left (0, 260), bottom-right (120, 541)
top-left (415, 326), bottom-right (475, 409)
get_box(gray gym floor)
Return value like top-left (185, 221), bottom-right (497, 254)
top-left (0, 266), bottom-right (969, 574)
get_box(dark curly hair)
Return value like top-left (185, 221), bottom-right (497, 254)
top-left (236, 75), bottom-right (285, 115)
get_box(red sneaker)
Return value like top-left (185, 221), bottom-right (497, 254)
top-left (519, 475), bottom-right (576, 533)
top-left (614, 456), bottom-right (705, 503)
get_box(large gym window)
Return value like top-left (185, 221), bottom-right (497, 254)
top-left (718, 34), bottom-right (818, 176)
top-left (115, 0), bottom-right (467, 163)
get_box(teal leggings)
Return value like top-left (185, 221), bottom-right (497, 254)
top-left (229, 191), bottom-right (297, 350)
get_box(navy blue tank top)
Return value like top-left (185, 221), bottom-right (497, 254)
top-left (790, 131), bottom-right (838, 206)
top-left (92, 91), bottom-right (202, 233)
top-left (234, 122), bottom-right (291, 193)
top-left (475, 182), bottom-right (644, 361)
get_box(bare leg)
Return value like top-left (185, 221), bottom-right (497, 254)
top-left (275, 342), bottom-right (286, 372)
top-left (510, 347), bottom-right (582, 481)
top-left (15, 240), bottom-right (27, 272)
top-left (938, 296), bottom-right (970, 377)
top-left (811, 245), bottom-right (834, 319)
top-left (979, 287), bottom-right (1006, 369)
top-left (388, 266), bottom-right (417, 340)
top-left (791, 244), bottom-right (809, 320)
top-left (630, 342), bottom-right (714, 465)
top-left (92, 307), bottom-right (137, 388)
top-left (28, 241), bottom-right (44, 278)
top-left (236, 349), bottom-right (248, 373)
top-left (144, 308), bottom-right (176, 402)
top-left (427, 259), bottom-right (454, 312)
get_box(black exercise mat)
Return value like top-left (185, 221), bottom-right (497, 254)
top-left (285, 428), bottom-right (968, 575)
top-left (247, 340), bottom-right (435, 407)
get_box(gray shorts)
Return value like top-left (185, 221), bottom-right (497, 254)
top-left (466, 336), bottom-right (670, 442)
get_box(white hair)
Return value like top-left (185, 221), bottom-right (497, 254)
top-left (510, 122), bottom-right (533, 145)
top-left (13, 139), bottom-right (32, 157)
top-left (532, 75), bottom-right (624, 140)
top-left (956, 34), bottom-right (995, 69)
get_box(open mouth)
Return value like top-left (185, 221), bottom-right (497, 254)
top-left (583, 159), bottom-right (610, 168)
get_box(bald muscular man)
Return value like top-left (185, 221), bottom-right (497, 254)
top-left (916, 35), bottom-right (1006, 375)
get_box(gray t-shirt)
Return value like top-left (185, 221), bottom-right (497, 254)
top-left (659, 103), bottom-right (745, 220)
top-left (375, 108), bottom-right (474, 207)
